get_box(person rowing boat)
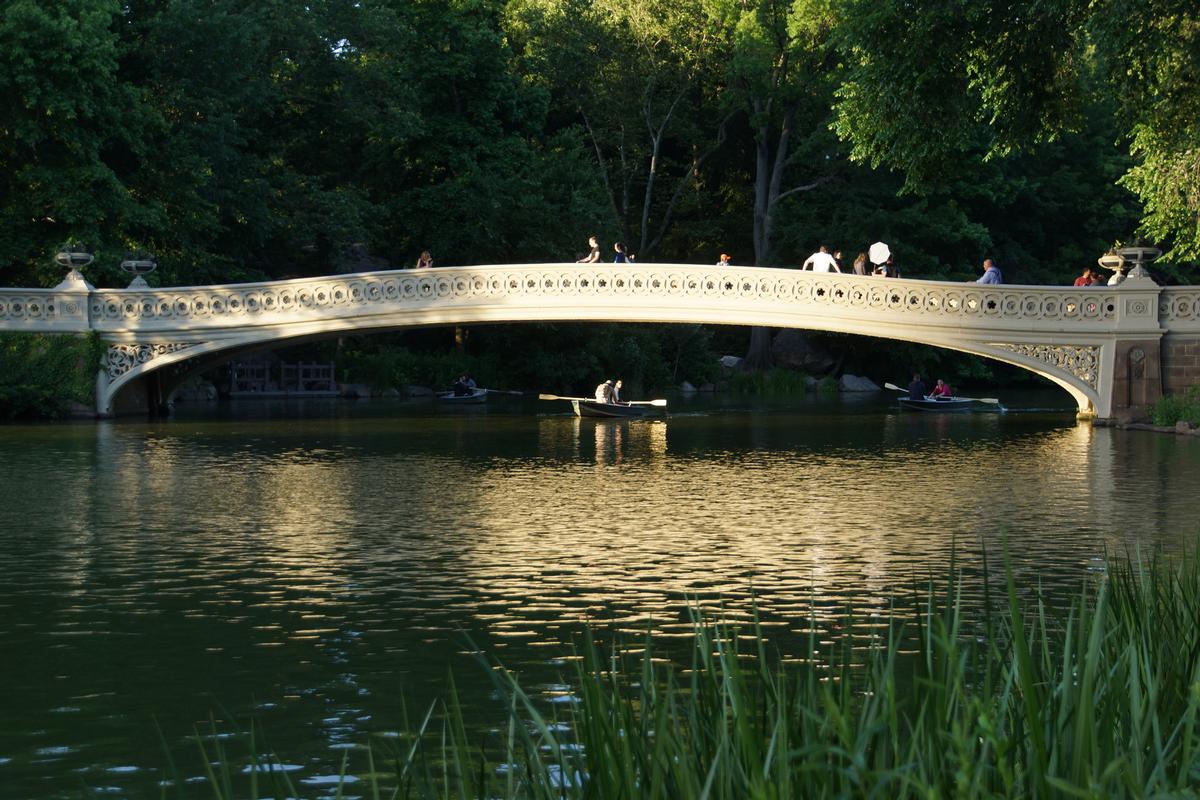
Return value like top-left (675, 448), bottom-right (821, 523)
top-left (884, 380), bottom-right (1005, 412)
top-left (594, 378), bottom-right (626, 404)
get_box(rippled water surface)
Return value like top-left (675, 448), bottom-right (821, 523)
top-left (1, 393), bottom-right (1198, 797)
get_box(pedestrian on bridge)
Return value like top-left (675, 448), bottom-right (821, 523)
top-left (577, 235), bottom-right (601, 264)
top-left (852, 251), bottom-right (868, 275)
top-left (976, 258), bottom-right (1002, 284)
top-left (415, 250), bottom-right (433, 269)
top-left (802, 245), bottom-right (840, 272)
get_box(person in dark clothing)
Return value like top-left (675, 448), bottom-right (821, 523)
top-left (907, 373), bottom-right (927, 400)
top-left (576, 235), bottom-right (601, 263)
top-left (453, 373), bottom-right (476, 397)
top-left (613, 242), bottom-right (629, 263)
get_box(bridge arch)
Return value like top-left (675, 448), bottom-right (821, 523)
top-left (89, 264), bottom-right (1132, 416)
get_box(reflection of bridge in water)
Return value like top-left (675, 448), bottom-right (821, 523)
top-left (2, 263), bottom-right (1199, 419)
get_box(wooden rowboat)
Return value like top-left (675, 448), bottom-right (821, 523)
top-left (898, 396), bottom-right (974, 412)
top-left (571, 399), bottom-right (665, 418)
top-left (436, 388), bottom-right (488, 404)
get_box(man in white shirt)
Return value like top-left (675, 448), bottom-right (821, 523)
top-left (802, 245), bottom-right (840, 272)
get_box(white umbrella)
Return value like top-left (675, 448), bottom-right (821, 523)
top-left (869, 241), bottom-right (891, 265)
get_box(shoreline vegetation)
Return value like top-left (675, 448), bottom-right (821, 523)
top-left (168, 549), bottom-right (1200, 799)
top-left (0, 333), bottom-right (103, 421)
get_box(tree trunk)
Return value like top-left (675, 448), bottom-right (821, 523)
top-left (743, 326), bottom-right (774, 369)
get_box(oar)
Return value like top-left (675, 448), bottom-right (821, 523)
top-left (481, 388), bottom-right (523, 395)
top-left (539, 393), bottom-right (591, 402)
top-left (538, 393), bottom-right (667, 407)
top-left (884, 382), bottom-right (1003, 405)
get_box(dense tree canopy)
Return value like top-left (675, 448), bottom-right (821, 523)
top-left (2, 0), bottom-right (1190, 289)
top-left (833, 0), bottom-right (1200, 260)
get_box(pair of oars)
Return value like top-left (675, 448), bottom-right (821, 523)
top-left (538, 393), bottom-right (668, 407)
top-left (883, 382), bottom-right (1004, 406)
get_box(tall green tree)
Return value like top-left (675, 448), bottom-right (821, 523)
top-left (833, 0), bottom-right (1200, 262)
top-left (507, 0), bottom-right (728, 260)
top-left (0, 0), bottom-right (149, 286)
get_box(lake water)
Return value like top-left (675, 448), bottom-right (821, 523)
top-left (1, 391), bottom-right (1197, 797)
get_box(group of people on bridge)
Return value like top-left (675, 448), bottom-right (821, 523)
top-left (407, 236), bottom-right (1139, 288)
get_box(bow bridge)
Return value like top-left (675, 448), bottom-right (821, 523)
top-left (2, 263), bottom-right (1197, 420)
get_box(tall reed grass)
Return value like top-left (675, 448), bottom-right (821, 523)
top-left (174, 551), bottom-right (1200, 799)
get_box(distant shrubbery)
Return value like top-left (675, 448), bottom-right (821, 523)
top-left (1151, 386), bottom-right (1200, 426)
top-left (0, 333), bottom-right (103, 420)
top-left (726, 367), bottom-right (816, 395)
top-left (339, 324), bottom-right (717, 396)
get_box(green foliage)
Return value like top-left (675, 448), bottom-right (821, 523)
top-left (1151, 385), bottom-right (1200, 426)
top-left (339, 323), bottom-right (715, 395)
top-left (832, 0), bottom-right (1200, 264)
top-left (0, 333), bottom-right (102, 420)
top-left (726, 367), bottom-right (812, 394)
top-left (177, 549), bottom-right (1200, 798)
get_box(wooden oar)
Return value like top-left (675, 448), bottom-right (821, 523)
top-left (884, 382), bottom-right (1002, 404)
top-left (481, 388), bottom-right (523, 395)
top-left (538, 393), bottom-right (667, 407)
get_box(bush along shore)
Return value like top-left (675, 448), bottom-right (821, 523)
top-left (168, 550), bottom-right (1200, 799)
top-left (0, 333), bottom-right (103, 421)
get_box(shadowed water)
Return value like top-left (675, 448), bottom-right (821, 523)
top-left (0, 392), bottom-right (1197, 796)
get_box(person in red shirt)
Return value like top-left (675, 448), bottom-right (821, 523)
top-left (1073, 268), bottom-right (1098, 286)
top-left (929, 379), bottom-right (953, 398)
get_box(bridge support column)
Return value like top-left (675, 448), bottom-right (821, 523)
top-left (1108, 339), bottom-right (1163, 421)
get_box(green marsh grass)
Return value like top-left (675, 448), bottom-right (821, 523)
top-left (176, 551), bottom-right (1200, 798)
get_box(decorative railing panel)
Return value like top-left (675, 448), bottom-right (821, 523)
top-left (77, 265), bottom-right (1135, 333)
top-left (0, 288), bottom-right (91, 331)
top-left (1161, 287), bottom-right (1200, 333)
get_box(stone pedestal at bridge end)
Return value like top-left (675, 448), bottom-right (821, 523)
top-left (1107, 340), bottom-right (1163, 422)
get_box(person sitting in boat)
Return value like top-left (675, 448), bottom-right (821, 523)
top-left (612, 379), bottom-right (623, 404)
top-left (453, 373), bottom-right (477, 397)
top-left (595, 379), bottom-right (615, 403)
top-left (929, 379), bottom-right (953, 399)
top-left (907, 373), bottom-right (927, 400)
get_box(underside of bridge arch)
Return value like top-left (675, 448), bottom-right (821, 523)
top-left (97, 309), bottom-right (1102, 417)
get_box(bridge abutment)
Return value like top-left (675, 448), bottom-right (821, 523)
top-left (1109, 339), bottom-right (1164, 421)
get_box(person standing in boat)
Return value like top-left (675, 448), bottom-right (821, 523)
top-left (929, 379), bottom-right (953, 399)
top-left (907, 373), bottom-right (928, 400)
top-left (595, 379), bottom-right (615, 402)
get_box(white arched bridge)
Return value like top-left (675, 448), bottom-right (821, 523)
top-left (2, 263), bottom-right (1197, 420)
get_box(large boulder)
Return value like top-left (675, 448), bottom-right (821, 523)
top-left (718, 354), bottom-right (743, 369)
top-left (839, 373), bottom-right (881, 392)
top-left (771, 330), bottom-right (837, 374)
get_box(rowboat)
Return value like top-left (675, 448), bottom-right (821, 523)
top-left (571, 399), bottom-right (665, 418)
top-left (435, 388), bottom-right (488, 404)
top-left (898, 396), bottom-right (974, 412)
